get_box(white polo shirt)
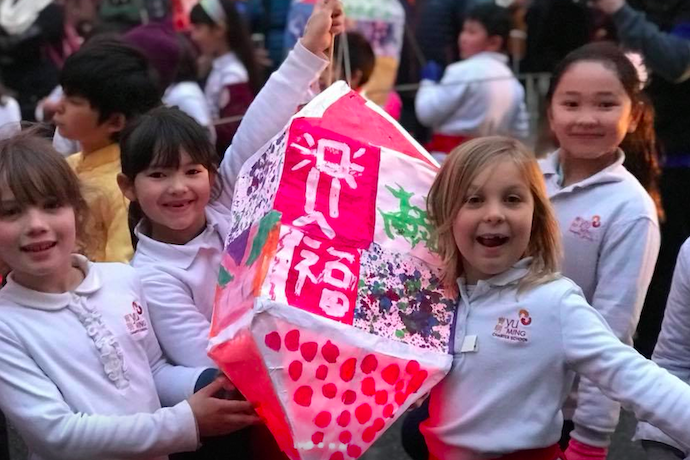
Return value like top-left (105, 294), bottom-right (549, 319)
top-left (635, 238), bottom-right (690, 458)
top-left (0, 256), bottom-right (200, 460)
top-left (539, 150), bottom-right (660, 446)
top-left (421, 259), bottom-right (690, 460)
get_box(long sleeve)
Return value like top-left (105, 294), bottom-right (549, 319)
top-left (216, 40), bottom-right (329, 207)
top-left (571, 217), bottom-right (660, 446)
top-left (634, 239), bottom-right (690, 454)
top-left (414, 69), bottom-right (469, 128)
top-left (132, 280), bottom-right (207, 408)
top-left (561, 289), bottom-right (690, 452)
top-left (0, 323), bottom-right (198, 460)
top-left (104, 192), bottom-right (134, 263)
top-left (613, 4), bottom-right (690, 83)
top-left (142, 272), bottom-right (216, 370)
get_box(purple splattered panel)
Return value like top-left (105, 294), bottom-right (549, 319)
top-left (229, 130), bottom-right (288, 241)
top-left (354, 243), bottom-right (456, 353)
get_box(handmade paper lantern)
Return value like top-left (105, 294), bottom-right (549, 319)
top-left (209, 82), bottom-right (455, 460)
top-left (284, 0), bottom-right (405, 106)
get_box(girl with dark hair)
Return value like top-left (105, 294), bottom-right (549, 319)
top-left (117, 0), bottom-right (342, 374)
top-left (162, 34), bottom-right (216, 141)
top-left (539, 41), bottom-right (662, 460)
top-left (0, 128), bottom-right (260, 460)
top-left (189, 0), bottom-right (262, 156)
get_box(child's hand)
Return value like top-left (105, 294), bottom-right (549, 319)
top-left (188, 376), bottom-right (261, 437)
top-left (300, 0), bottom-right (345, 58)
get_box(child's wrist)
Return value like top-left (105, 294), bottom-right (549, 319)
top-left (298, 37), bottom-right (327, 59)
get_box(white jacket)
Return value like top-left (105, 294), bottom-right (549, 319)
top-left (635, 238), bottom-right (690, 458)
top-left (0, 256), bottom-right (201, 460)
top-left (421, 259), bottom-right (690, 460)
top-left (414, 52), bottom-right (528, 140)
top-left (204, 51), bottom-right (249, 120)
top-left (132, 41), bottom-right (329, 367)
top-left (540, 150), bottom-right (660, 446)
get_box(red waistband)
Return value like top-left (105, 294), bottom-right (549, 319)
top-left (425, 133), bottom-right (473, 154)
top-left (495, 444), bottom-right (565, 460)
top-left (429, 444), bottom-right (565, 460)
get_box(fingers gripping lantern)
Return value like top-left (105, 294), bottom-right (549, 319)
top-left (208, 83), bottom-right (455, 460)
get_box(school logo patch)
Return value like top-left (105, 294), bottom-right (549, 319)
top-left (124, 301), bottom-right (148, 336)
top-left (492, 309), bottom-right (531, 343)
top-left (568, 215), bottom-right (602, 241)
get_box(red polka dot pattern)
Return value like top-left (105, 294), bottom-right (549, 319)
top-left (381, 364), bottom-right (400, 385)
top-left (341, 390), bottom-right (356, 405)
top-left (337, 410), bottom-right (351, 427)
top-left (360, 354), bottom-right (378, 374)
top-left (339, 430), bottom-right (352, 443)
top-left (362, 427), bottom-right (376, 443)
top-left (355, 403), bottom-right (372, 424)
top-left (315, 365), bottom-right (329, 380)
top-left (300, 342), bottom-right (318, 362)
top-left (314, 411), bottom-right (332, 428)
top-left (340, 357), bottom-right (356, 382)
top-left (285, 329), bottom-right (300, 351)
top-left (361, 377), bottom-right (376, 396)
top-left (322, 383), bottom-right (337, 399)
top-left (294, 386), bottom-right (313, 407)
top-left (263, 329), bottom-right (434, 457)
top-left (264, 332), bottom-right (281, 351)
top-left (289, 361), bottom-right (302, 381)
top-left (347, 444), bottom-right (362, 458)
top-left (322, 340), bottom-right (340, 363)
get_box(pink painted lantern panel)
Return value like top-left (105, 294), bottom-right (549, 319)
top-left (209, 83), bottom-right (455, 460)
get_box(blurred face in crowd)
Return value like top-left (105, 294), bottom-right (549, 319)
top-left (548, 61), bottom-right (638, 162)
top-left (53, 94), bottom-right (123, 150)
top-left (190, 22), bottom-right (227, 57)
top-left (459, 20), bottom-right (502, 59)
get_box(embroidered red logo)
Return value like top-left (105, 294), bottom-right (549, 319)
top-left (568, 216), bottom-right (602, 241)
top-left (124, 301), bottom-right (148, 335)
top-left (492, 309), bottom-right (532, 343)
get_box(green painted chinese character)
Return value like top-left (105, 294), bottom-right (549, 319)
top-left (379, 184), bottom-right (435, 249)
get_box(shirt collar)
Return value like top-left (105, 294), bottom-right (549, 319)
top-left (471, 51), bottom-right (509, 64)
top-left (457, 257), bottom-right (533, 293)
top-left (1, 255), bottom-right (101, 310)
top-left (213, 51), bottom-right (239, 71)
top-left (542, 148), bottom-right (626, 192)
top-left (133, 208), bottom-right (224, 269)
top-left (74, 143), bottom-right (120, 171)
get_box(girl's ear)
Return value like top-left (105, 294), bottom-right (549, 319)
top-left (628, 102), bottom-right (643, 133)
top-left (117, 173), bottom-right (137, 202)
